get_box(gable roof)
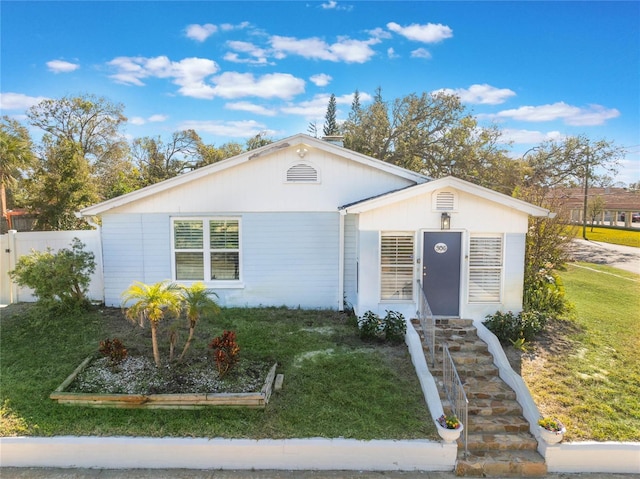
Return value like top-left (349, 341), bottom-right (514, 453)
top-left (79, 133), bottom-right (429, 217)
top-left (341, 176), bottom-right (551, 217)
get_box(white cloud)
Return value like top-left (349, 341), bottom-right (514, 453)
top-left (46, 60), bottom-right (79, 73)
top-left (210, 72), bottom-right (305, 100)
top-left (498, 129), bottom-right (565, 144)
top-left (107, 56), bottom-right (219, 99)
top-left (128, 114), bottom-right (167, 126)
top-left (185, 23), bottom-right (217, 42)
top-left (320, 1), bottom-right (353, 11)
top-left (411, 48), bottom-right (432, 59)
top-left (178, 119), bottom-right (272, 138)
top-left (280, 92), bottom-right (363, 119)
top-left (224, 41), bottom-right (269, 64)
top-left (0, 92), bottom-right (48, 110)
top-left (387, 22), bottom-right (453, 43)
top-left (270, 35), bottom-right (379, 63)
top-left (495, 102), bottom-right (620, 126)
top-left (225, 101), bottom-right (277, 116)
top-left (310, 74), bottom-right (332, 87)
top-left (387, 47), bottom-right (398, 59)
top-left (437, 84), bottom-right (516, 105)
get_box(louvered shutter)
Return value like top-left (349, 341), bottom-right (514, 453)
top-left (381, 235), bottom-right (414, 300)
top-left (468, 236), bottom-right (503, 302)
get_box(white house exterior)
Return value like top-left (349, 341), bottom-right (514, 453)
top-left (79, 134), bottom-right (549, 320)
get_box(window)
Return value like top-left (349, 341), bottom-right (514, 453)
top-left (173, 218), bottom-right (240, 281)
top-left (380, 234), bottom-right (414, 300)
top-left (468, 235), bottom-right (503, 302)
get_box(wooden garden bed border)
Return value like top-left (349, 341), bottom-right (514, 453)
top-left (50, 356), bottom-right (278, 409)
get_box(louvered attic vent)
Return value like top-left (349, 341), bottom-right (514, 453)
top-left (286, 163), bottom-right (318, 182)
top-left (435, 191), bottom-right (455, 210)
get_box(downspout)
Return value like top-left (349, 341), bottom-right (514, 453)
top-left (338, 210), bottom-right (346, 311)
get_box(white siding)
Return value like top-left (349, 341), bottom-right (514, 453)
top-left (102, 214), bottom-right (171, 307)
top-left (102, 212), bottom-right (341, 309)
top-left (106, 146), bottom-right (415, 215)
top-left (343, 214), bottom-right (358, 310)
top-left (239, 212), bottom-right (340, 308)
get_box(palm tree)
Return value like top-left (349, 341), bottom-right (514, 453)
top-left (179, 282), bottom-right (220, 361)
top-left (0, 117), bottom-right (35, 224)
top-left (121, 281), bottom-right (182, 367)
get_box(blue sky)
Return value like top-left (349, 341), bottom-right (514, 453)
top-left (1, 1), bottom-right (638, 185)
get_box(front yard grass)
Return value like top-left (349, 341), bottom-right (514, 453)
top-left (522, 262), bottom-right (640, 441)
top-left (0, 304), bottom-right (436, 440)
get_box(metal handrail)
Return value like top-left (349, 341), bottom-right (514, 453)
top-left (442, 343), bottom-right (469, 458)
top-left (416, 280), bottom-right (435, 367)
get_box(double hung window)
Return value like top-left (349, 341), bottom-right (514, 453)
top-left (173, 218), bottom-right (240, 281)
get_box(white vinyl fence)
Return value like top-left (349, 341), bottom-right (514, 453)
top-left (0, 229), bottom-right (103, 305)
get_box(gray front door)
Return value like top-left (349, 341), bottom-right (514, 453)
top-left (422, 232), bottom-right (461, 316)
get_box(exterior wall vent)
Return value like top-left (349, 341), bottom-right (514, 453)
top-left (286, 163), bottom-right (319, 183)
top-left (435, 191), bottom-right (456, 211)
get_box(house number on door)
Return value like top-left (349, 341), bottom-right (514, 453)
top-left (434, 242), bottom-right (448, 254)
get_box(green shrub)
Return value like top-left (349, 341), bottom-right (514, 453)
top-left (383, 310), bottom-right (407, 344)
top-left (9, 237), bottom-right (96, 311)
top-left (524, 266), bottom-right (568, 318)
top-left (358, 310), bottom-right (383, 341)
top-left (484, 310), bottom-right (547, 343)
top-left (358, 310), bottom-right (406, 343)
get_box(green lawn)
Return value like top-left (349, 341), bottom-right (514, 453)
top-left (0, 305), bottom-right (436, 439)
top-left (522, 262), bottom-right (640, 441)
top-left (570, 225), bottom-right (640, 247)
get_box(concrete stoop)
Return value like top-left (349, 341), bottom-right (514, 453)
top-left (420, 318), bottom-right (547, 477)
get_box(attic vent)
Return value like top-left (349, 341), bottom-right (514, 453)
top-left (435, 191), bottom-right (456, 210)
top-left (286, 163), bottom-right (319, 183)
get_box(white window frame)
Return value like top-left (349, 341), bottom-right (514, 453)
top-left (468, 234), bottom-right (503, 303)
top-left (171, 217), bottom-right (242, 286)
top-left (380, 232), bottom-right (415, 302)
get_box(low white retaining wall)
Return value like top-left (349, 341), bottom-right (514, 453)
top-left (0, 436), bottom-right (457, 471)
top-left (543, 441), bottom-right (640, 474)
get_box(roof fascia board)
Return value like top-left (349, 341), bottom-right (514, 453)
top-left (344, 176), bottom-right (550, 217)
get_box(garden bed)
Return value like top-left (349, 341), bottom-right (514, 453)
top-left (50, 355), bottom-right (278, 409)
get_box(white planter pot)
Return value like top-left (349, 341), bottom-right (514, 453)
top-left (436, 422), bottom-right (463, 444)
top-left (539, 425), bottom-right (565, 445)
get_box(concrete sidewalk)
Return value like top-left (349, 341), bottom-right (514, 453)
top-left (1, 469), bottom-right (637, 479)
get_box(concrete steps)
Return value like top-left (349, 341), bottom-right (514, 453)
top-left (417, 318), bottom-right (546, 477)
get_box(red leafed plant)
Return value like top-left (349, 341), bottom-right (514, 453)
top-left (99, 338), bottom-right (128, 366)
top-left (209, 330), bottom-right (240, 378)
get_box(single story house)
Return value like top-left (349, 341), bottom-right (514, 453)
top-left (79, 134), bottom-right (550, 320)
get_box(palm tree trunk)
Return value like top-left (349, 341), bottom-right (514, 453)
top-left (151, 322), bottom-right (161, 367)
top-left (179, 327), bottom-right (195, 361)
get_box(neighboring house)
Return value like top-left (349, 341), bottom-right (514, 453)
top-left (79, 134), bottom-right (550, 320)
top-left (546, 187), bottom-right (640, 227)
